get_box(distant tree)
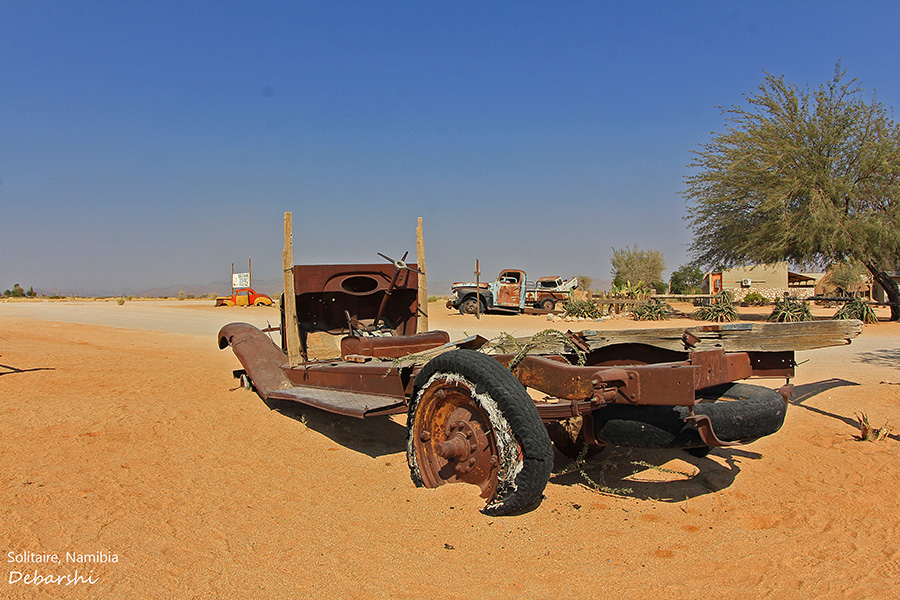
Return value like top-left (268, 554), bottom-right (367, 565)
top-left (26, 286), bottom-right (35, 297)
top-left (610, 245), bottom-right (665, 290)
top-left (9, 284), bottom-right (25, 298)
top-left (575, 275), bottom-right (594, 291)
top-left (684, 64), bottom-right (900, 320)
top-left (824, 260), bottom-right (870, 295)
top-left (669, 264), bottom-right (704, 294)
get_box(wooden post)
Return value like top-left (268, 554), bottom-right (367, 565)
top-left (231, 263), bottom-right (234, 294)
top-left (416, 217), bottom-right (428, 333)
top-left (282, 213), bottom-right (303, 366)
top-left (475, 259), bottom-right (481, 320)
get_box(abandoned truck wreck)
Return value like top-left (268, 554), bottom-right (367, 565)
top-left (218, 252), bottom-right (862, 515)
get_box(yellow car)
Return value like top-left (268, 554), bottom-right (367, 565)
top-left (215, 288), bottom-right (273, 307)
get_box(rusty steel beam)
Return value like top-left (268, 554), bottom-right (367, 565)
top-left (494, 347), bottom-right (773, 409)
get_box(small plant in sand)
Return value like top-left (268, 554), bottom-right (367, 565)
top-left (834, 297), bottom-right (878, 324)
top-left (562, 297), bottom-right (604, 319)
top-left (556, 444), bottom-right (633, 496)
top-left (855, 412), bottom-right (893, 442)
top-left (695, 290), bottom-right (738, 322)
top-left (116, 297), bottom-right (126, 306)
top-left (768, 296), bottom-right (812, 322)
top-left (631, 299), bottom-right (670, 321)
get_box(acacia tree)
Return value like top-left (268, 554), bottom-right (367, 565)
top-left (684, 64), bottom-right (900, 320)
top-left (824, 260), bottom-right (870, 295)
top-left (669, 264), bottom-right (704, 294)
top-left (610, 245), bottom-right (665, 290)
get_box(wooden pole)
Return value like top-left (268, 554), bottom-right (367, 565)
top-left (282, 213), bottom-right (303, 366)
top-left (231, 263), bottom-right (234, 294)
top-left (475, 259), bottom-right (481, 320)
top-left (416, 217), bottom-right (429, 333)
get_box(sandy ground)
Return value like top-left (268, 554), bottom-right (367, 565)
top-left (1, 299), bottom-right (898, 599)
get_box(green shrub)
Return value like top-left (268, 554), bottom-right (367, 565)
top-left (632, 299), bottom-right (670, 321)
top-left (834, 297), bottom-right (878, 324)
top-left (610, 280), bottom-right (653, 299)
top-left (563, 297), bottom-right (604, 319)
top-left (741, 291), bottom-right (769, 306)
top-left (768, 297), bottom-right (812, 322)
top-left (695, 291), bottom-right (738, 322)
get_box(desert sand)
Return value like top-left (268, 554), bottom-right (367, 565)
top-left (1, 299), bottom-right (898, 599)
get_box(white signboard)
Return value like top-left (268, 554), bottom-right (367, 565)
top-left (233, 273), bottom-right (250, 288)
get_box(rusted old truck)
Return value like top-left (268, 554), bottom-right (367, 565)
top-left (448, 269), bottom-right (578, 314)
top-left (218, 253), bottom-right (862, 515)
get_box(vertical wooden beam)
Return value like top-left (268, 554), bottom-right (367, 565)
top-left (282, 213), bottom-right (303, 366)
top-left (416, 217), bottom-right (429, 333)
top-left (475, 259), bottom-right (481, 320)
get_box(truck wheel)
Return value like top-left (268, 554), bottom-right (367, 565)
top-left (458, 296), bottom-right (483, 315)
top-left (407, 349), bottom-right (553, 515)
top-left (592, 382), bottom-right (786, 449)
top-left (540, 298), bottom-right (556, 311)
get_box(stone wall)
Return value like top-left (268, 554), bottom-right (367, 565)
top-left (730, 287), bottom-right (817, 302)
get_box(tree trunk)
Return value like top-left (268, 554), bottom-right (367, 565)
top-left (866, 262), bottom-right (900, 321)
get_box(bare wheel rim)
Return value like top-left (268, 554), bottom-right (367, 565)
top-left (407, 349), bottom-right (553, 515)
top-left (411, 377), bottom-right (505, 500)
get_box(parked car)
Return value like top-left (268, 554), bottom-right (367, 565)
top-left (215, 288), bottom-right (273, 307)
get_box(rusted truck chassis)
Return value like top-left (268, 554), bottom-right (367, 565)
top-left (219, 256), bottom-right (860, 515)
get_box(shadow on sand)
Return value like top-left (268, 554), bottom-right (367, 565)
top-left (259, 395), bottom-right (407, 459)
top-left (788, 378), bottom-right (861, 429)
top-left (854, 348), bottom-right (900, 373)
top-left (0, 362), bottom-right (55, 377)
top-left (550, 445), bottom-right (762, 502)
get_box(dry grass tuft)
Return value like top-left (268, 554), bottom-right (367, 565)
top-left (855, 412), bottom-right (893, 442)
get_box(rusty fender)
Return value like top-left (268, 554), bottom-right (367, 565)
top-left (218, 323), bottom-right (293, 399)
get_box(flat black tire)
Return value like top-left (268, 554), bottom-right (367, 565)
top-left (407, 349), bottom-right (553, 515)
top-left (458, 297), bottom-right (482, 315)
top-left (592, 382), bottom-right (786, 449)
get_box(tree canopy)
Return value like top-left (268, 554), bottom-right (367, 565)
top-left (669, 264), bottom-right (704, 295)
top-left (684, 64), bottom-right (900, 319)
top-left (610, 245), bottom-right (665, 290)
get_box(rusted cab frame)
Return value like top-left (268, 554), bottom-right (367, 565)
top-left (219, 261), bottom-right (798, 446)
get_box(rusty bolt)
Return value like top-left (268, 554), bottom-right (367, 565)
top-left (420, 430), bottom-right (431, 442)
top-left (489, 455), bottom-right (498, 466)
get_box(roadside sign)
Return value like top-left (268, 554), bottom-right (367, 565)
top-left (233, 273), bottom-right (250, 288)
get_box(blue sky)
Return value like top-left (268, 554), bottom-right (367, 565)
top-left (3, 1), bottom-right (899, 295)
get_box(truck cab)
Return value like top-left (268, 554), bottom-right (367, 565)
top-left (492, 269), bottom-right (527, 311)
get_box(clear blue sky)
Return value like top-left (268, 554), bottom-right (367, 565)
top-left (3, 1), bottom-right (899, 295)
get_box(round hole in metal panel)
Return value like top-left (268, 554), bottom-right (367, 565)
top-left (341, 275), bottom-right (380, 294)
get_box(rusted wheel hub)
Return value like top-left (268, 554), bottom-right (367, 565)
top-left (412, 381), bottom-right (502, 499)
